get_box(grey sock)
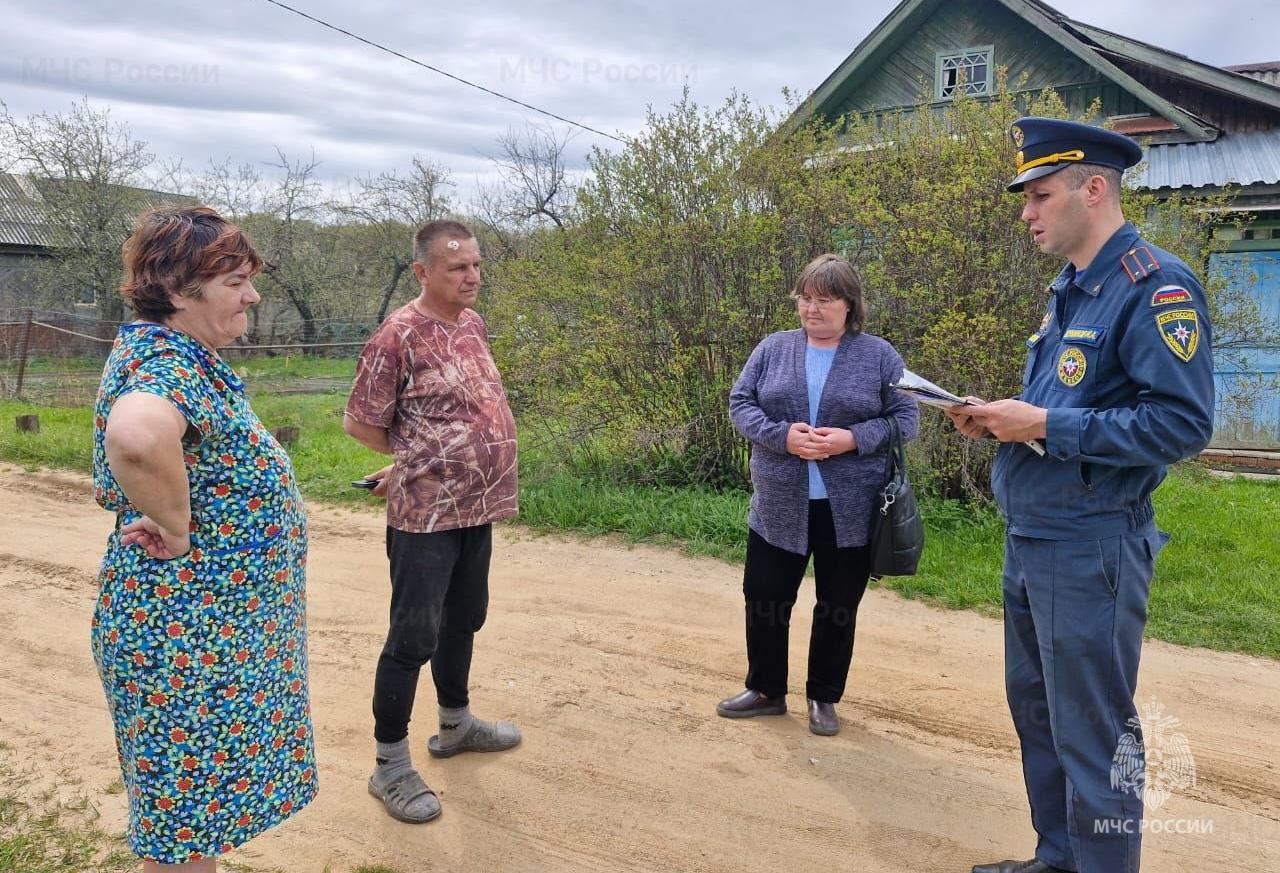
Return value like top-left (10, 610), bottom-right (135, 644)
top-left (374, 738), bottom-right (413, 779)
top-left (437, 705), bottom-right (473, 747)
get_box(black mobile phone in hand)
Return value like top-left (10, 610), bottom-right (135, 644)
top-left (351, 478), bottom-right (379, 490)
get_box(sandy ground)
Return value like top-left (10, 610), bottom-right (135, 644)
top-left (1, 463), bottom-right (1277, 873)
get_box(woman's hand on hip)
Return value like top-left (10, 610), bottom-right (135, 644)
top-left (811, 427), bottom-right (857, 457)
top-left (120, 516), bottom-right (191, 560)
top-left (786, 422), bottom-right (830, 460)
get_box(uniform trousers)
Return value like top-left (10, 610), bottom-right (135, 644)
top-left (373, 524), bottom-right (492, 743)
top-left (1003, 527), bottom-right (1164, 873)
top-left (743, 499), bottom-right (872, 703)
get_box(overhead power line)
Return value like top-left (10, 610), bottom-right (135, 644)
top-left (258, 0), bottom-right (627, 144)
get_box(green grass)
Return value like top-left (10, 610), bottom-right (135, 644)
top-left (0, 403), bottom-right (93, 470)
top-left (1146, 466), bottom-right (1280, 653)
top-left (228, 355), bottom-right (356, 382)
top-left (2, 396), bottom-right (1277, 658)
top-left (1, 354), bottom-right (357, 381)
top-left (519, 473), bottom-right (753, 560)
top-left (246, 393), bottom-right (387, 499)
top-left (0, 762), bottom-right (135, 873)
top-left (0, 355), bottom-right (104, 375)
top-left (0, 801), bottom-right (136, 873)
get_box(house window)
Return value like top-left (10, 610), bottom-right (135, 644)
top-left (937, 46), bottom-right (993, 100)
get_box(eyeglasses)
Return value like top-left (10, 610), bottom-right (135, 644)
top-left (794, 295), bottom-right (841, 310)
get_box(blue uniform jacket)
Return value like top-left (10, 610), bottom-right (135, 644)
top-left (992, 222), bottom-right (1215, 539)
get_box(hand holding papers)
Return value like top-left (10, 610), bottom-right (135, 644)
top-left (894, 369), bottom-right (1046, 456)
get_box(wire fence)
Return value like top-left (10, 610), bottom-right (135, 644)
top-left (0, 308), bottom-right (366, 405)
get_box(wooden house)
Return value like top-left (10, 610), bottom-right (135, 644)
top-left (0, 171), bottom-right (192, 314)
top-left (792, 0), bottom-right (1280, 449)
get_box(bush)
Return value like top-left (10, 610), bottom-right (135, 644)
top-left (486, 81), bottom-right (1259, 498)
top-left (487, 89), bottom-right (860, 489)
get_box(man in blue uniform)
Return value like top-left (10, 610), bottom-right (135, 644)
top-left (948, 118), bottom-right (1216, 873)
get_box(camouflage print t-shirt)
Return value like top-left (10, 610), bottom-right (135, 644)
top-left (345, 303), bottom-right (518, 533)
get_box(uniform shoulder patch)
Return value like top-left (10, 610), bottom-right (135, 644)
top-left (1156, 308), bottom-right (1200, 362)
top-left (1151, 285), bottom-right (1193, 307)
top-left (1120, 246), bottom-right (1161, 283)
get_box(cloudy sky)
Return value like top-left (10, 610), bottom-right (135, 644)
top-left (1, 0), bottom-right (1277, 203)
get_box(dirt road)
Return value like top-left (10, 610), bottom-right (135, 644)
top-left (1, 464), bottom-right (1276, 872)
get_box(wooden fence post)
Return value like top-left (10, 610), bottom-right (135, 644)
top-left (14, 309), bottom-right (33, 398)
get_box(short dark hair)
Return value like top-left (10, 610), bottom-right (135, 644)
top-left (793, 254), bottom-right (868, 334)
top-left (412, 220), bottom-right (475, 265)
top-left (1058, 163), bottom-right (1123, 200)
top-left (120, 206), bottom-right (262, 322)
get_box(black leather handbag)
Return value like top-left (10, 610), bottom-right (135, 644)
top-left (869, 417), bottom-right (924, 579)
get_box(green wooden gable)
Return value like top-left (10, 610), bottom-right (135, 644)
top-left (827, 0), bottom-right (1102, 114)
top-left (790, 0), bottom-right (1232, 144)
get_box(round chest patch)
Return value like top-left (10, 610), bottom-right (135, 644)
top-left (1058, 347), bottom-right (1087, 387)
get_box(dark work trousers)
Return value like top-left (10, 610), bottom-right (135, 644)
top-left (372, 524), bottom-right (492, 744)
top-left (1003, 529), bottom-right (1162, 873)
top-left (743, 499), bottom-right (872, 703)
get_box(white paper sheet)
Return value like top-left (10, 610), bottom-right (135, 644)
top-left (893, 369), bottom-right (1046, 456)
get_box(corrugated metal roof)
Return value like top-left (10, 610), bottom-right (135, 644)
top-left (0, 173), bottom-right (55, 248)
top-left (1137, 129), bottom-right (1280, 191)
top-left (1223, 62), bottom-right (1280, 88)
top-left (1224, 61), bottom-right (1280, 73)
top-left (1241, 71), bottom-right (1280, 87)
top-left (0, 172), bottom-right (194, 250)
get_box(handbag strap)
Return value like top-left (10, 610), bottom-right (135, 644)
top-left (884, 416), bottom-right (906, 482)
top-left (877, 417), bottom-right (905, 516)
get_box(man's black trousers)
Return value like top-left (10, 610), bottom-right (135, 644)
top-left (373, 524), bottom-right (491, 743)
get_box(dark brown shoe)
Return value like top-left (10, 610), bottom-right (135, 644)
top-left (972, 860), bottom-right (1071, 873)
top-left (716, 689), bottom-right (786, 718)
top-left (807, 699), bottom-right (839, 736)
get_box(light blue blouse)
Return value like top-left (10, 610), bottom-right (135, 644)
top-left (805, 344), bottom-right (838, 499)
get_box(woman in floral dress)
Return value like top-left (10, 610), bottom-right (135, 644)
top-left (91, 206), bottom-right (316, 870)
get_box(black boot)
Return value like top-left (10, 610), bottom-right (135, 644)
top-left (972, 860), bottom-right (1071, 873)
top-left (807, 699), bottom-right (839, 735)
top-left (716, 689), bottom-right (786, 718)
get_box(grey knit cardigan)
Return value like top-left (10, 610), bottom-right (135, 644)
top-left (729, 328), bottom-right (919, 555)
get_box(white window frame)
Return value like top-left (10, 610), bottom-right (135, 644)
top-left (936, 46), bottom-right (994, 100)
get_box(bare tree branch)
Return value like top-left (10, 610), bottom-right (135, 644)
top-left (489, 123), bottom-right (578, 232)
top-left (0, 98), bottom-right (155, 321)
top-left (332, 155), bottom-right (454, 320)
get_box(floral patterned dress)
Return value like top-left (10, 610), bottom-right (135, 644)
top-left (90, 323), bottom-right (316, 863)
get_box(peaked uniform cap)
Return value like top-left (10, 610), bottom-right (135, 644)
top-left (1008, 116), bottom-right (1144, 192)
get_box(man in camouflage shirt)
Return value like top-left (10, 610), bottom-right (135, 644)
top-left (345, 219), bottom-right (520, 824)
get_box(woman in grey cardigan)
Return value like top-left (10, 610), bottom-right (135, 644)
top-left (718, 254), bottom-right (918, 736)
